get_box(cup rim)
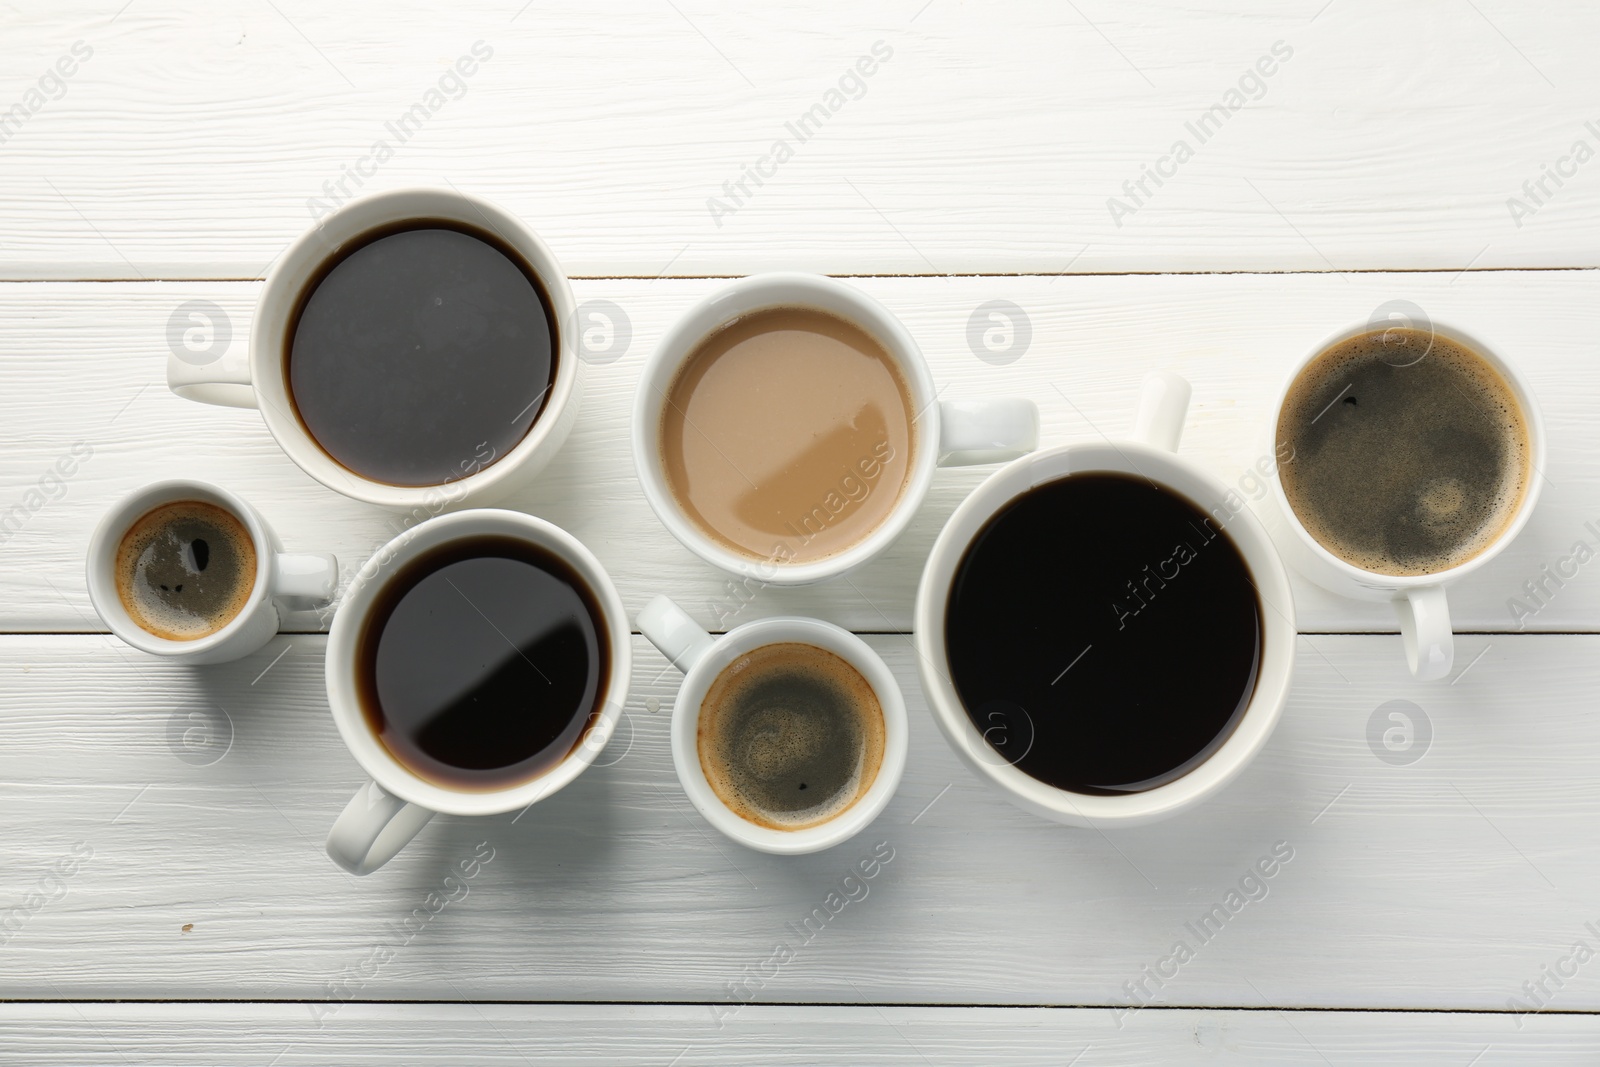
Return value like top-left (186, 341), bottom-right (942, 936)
top-left (251, 187), bottom-right (579, 509)
top-left (86, 479), bottom-right (273, 657)
top-left (914, 441), bottom-right (1298, 825)
top-left (631, 272), bottom-right (938, 586)
top-left (668, 615), bottom-right (909, 854)
top-left (1264, 317), bottom-right (1547, 588)
top-left (325, 508), bottom-right (633, 817)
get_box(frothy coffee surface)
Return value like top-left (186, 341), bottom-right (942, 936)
top-left (698, 642), bottom-right (885, 831)
top-left (115, 500), bottom-right (257, 641)
top-left (659, 306), bottom-right (914, 564)
top-left (1278, 327), bottom-right (1530, 576)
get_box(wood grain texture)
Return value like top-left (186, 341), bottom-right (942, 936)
top-left (0, 632), bottom-right (1594, 1010)
top-left (3, 1003), bottom-right (1597, 1065)
top-left (1, 2), bottom-right (1598, 278)
top-left (3, 271), bottom-right (1596, 635)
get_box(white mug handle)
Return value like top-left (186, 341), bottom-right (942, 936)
top-left (637, 595), bottom-right (715, 673)
top-left (326, 780), bottom-right (437, 876)
top-left (1131, 371), bottom-right (1192, 452)
top-left (937, 398), bottom-right (1038, 466)
top-left (1395, 585), bottom-right (1453, 681)
top-left (271, 553), bottom-right (338, 603)
top-left (167, 336), bottom-right (257, 409)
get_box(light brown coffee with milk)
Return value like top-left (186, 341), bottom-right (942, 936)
top-left (659, 306), bottom-right (914, 564)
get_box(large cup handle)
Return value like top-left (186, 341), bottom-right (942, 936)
top-left (167, 316), bottom-right (257, 408)
top-left (937, 398), bottom-right (1038, 466)
top-left (1395, 585), bottom-right (1453, 681)
top-left (637, 595), bottom-right (715, 674)
top-left (1131, 371), bottom-right (1192, 452)
top-left (326, 780), bottom-right (436, 876)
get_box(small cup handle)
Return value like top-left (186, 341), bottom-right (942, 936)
top-left (1131, 371), bottom-right (1192, 453)
top-left (638, 595), bottom-right (715, 674)
top-left (326, 780), bottom-right (436, 876)
top-left (167, 339), bottom-right (257, 409)
top-left (271, 552), bottom-right (338, 603)
top-left (1395, 585), bottom-right (1454, 681)
top-left (936, 398), bottom-right (1038, 466)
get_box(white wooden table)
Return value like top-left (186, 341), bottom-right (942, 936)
top-left (4, 2), bottom-right (1600, 1061)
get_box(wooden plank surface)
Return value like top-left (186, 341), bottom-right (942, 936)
top-left (1, 2), bottom-right (1598, 278)
top-left (4, 1003), bottom-right (1598, 1065)
top-left (0, 632), bottom-right (1594, 1011)
top-left (4, 270), bottom-right (1598, 635)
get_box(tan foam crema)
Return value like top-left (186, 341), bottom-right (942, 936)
top-left (659, 306), bottom-right (915, 565)
top-left (114, 500), bottom-right (258, 641)
top-left (698, 642), bottom-right (885, 831)
top-left (1277, 327), bottom-right (1531, 577)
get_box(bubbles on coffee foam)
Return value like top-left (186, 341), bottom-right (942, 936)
top-left (1277, 328), bottom-right (1529, 577)
top-left (698, 643), bottom-right (885, 831)
top-left (115, 501), bottom-right (256, 641)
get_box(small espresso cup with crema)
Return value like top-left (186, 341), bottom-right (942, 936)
top-left (1260, 317), bottom-right (1544, 680)
top-left (87, 480), bottom-right (337, 665)
top-left (632, 273), bottom-right (1039, 585)
top-left (638, 595), bottom-right (908, 854)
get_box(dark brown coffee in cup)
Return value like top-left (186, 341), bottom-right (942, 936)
top-left (945, 472), bottom-right (1262, 794)
top-left (698, 642), bottom-right (886, 829)
top-left (658, 306), bottom-right (915, 563)
top-left (287, 221), bottom-right (558, 488)
top-left (356, 535), bottom-right (609, 791)
top-left (1277, 327), bottom-right (1531, 576)
top-left (115, 500), bottom-right (258, 641)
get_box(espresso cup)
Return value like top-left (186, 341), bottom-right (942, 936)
top-left (638, 595), bottom-right (907, 854)
top-left (323, 509), bottom-right (631, 875)
top-left (166, 188), bottom-right (582, 509)
top-left (915, 373), bottom-right (1297, 827)
top-left (87, 479), bottom-right (336, 665)
top-left (632, 273), bottom-right (1039, 585)
top-left (1260, 318), bottom-right (1545, 680)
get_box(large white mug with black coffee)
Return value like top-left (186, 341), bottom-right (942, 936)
top-left (638, 595), bottom-right (908, 853)
top-left (915, 373), bottom-right (1297, 827)
top-left (1261, 311), bottom-right (1544, 680)
top-left (323, 509), bottom-right (631, 875)
top-left (633, 273), bottom-right (1039, 585)
top-left (167, 188), bottom-right (581, 509)
top-left (87, 479), bottom-right (337, 665)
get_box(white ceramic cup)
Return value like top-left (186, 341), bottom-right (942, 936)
top-left (914, 372), bottom-right (1298, 827)
top-left (324, 509), bottom-right (631, 875)
top-left (167, 187), bottom-right (582, 509)
top-left (637, 595), bottom-right (908, 854)
top-left (87, 479), bottom-right (337, 665)
top-left (632, 273), bottom-right (1039, 585)
top-left (1260, 319), bottom-right (1545, 681)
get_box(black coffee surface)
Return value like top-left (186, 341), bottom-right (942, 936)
top-left (288, 223), bottom-right (556, 487)
top-left (115, 500), bottom-right (257, 641)
top-left (1277, 327), bottom-right (1529, 576)
top-left (698, 643), bottom-right (885, 830)
top-left (946, 473), bottom-right (1262, 795)
top-left (358, 536), bottom-right (607, 791)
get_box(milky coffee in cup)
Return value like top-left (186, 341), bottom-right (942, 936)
top-left (659, 306), bottom-right (914, 564)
